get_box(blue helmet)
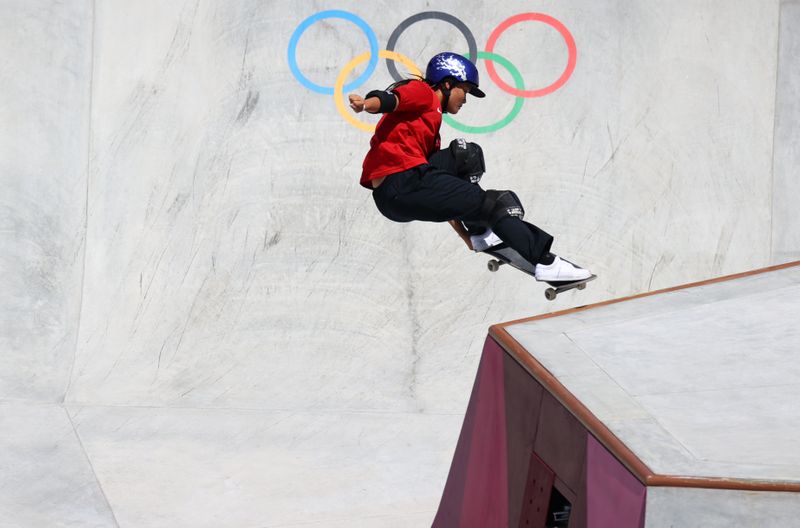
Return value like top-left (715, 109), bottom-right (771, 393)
top-left (425, 52), bottom-right (486, 98)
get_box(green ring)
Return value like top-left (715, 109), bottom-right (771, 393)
top-left (443, 51), bottom-right (525, 134)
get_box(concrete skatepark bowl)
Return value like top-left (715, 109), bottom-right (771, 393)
top-left (2, 1), bottom-right (799, 526)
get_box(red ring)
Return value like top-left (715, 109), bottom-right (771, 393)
top-left (485, 13), bottom-right (577, 98)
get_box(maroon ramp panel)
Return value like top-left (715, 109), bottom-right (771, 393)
top-left (433, 337), bottom-right (646, 528)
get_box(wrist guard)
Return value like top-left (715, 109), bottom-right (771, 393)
top-left (365, 89), bottom-right (397, 113)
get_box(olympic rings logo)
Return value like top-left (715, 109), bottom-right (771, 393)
top-left (287, 10), bottom-right (577, 134)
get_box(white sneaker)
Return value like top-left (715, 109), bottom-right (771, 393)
top-left (470, 228), bottom-right (503, 252)
top-left (534, 256), bottom-right (592, 283)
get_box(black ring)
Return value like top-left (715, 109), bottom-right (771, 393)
top-left (385, 12), bottom-right (479, 83)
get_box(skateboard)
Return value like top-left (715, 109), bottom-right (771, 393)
top-left (480, 244), bottom-right (596, 301)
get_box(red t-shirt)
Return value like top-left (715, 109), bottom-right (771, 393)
top-left (360, 80), bottom-right (442, 188)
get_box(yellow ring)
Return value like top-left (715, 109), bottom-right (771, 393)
top-left (335, 50), bottom-right (422, 132)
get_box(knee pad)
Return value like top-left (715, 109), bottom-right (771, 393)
top-left (480, 190), bottom-right (525, 226)
top-left (449, 138), bottom-right (485, 184)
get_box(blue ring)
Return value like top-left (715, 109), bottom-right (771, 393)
top-left (287, 10), bottom-right (379, 95)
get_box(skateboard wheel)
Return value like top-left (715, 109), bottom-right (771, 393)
top-left (578, 283), bottom-right (586, 290)
top-left (545, 288), bottom-right (557, 301)
top-left (487, 260), bottom-right (501, 272)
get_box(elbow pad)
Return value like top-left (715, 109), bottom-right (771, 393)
top-left (365, 89), bottom-right (398, 113)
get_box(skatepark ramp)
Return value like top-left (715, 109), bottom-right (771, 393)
top-left (3, 1), bottom-right (800, 526)
top-left (433, 260), bottom-right (800, 527)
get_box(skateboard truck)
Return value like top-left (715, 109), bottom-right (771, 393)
top-left (544, 275), bottom-right (597, 301)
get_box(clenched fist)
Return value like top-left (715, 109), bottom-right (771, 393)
top-left (348, 94), bottom-right (365, 113)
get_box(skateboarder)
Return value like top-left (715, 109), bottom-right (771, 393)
top-left (349, 52), bottom-right (591, 283)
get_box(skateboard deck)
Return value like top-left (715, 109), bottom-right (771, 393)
top-left (480, 244), bottom-right (596, 301)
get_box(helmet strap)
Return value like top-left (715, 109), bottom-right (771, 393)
top-left (439, 81), bottom-right (452, 114)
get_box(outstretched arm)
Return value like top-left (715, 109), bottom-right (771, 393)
top-left (449, 220), bottom-right (474, 250)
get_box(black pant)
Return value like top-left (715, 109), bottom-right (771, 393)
top-left (372, 163), bottom-right (553, 265)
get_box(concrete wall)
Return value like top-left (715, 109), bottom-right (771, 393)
top-left (0, 1), bottom-right (92, 401)
top-left (773, 0), bottom-right (800, 263)
top-left (0, 3), bottom-right (116, 526)
top-left (0, 0), bottom-right (797, 526)
top-left (66, 0), bottom-right (790, 413)
top-left (2, 0), bottom-right (790, 413)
